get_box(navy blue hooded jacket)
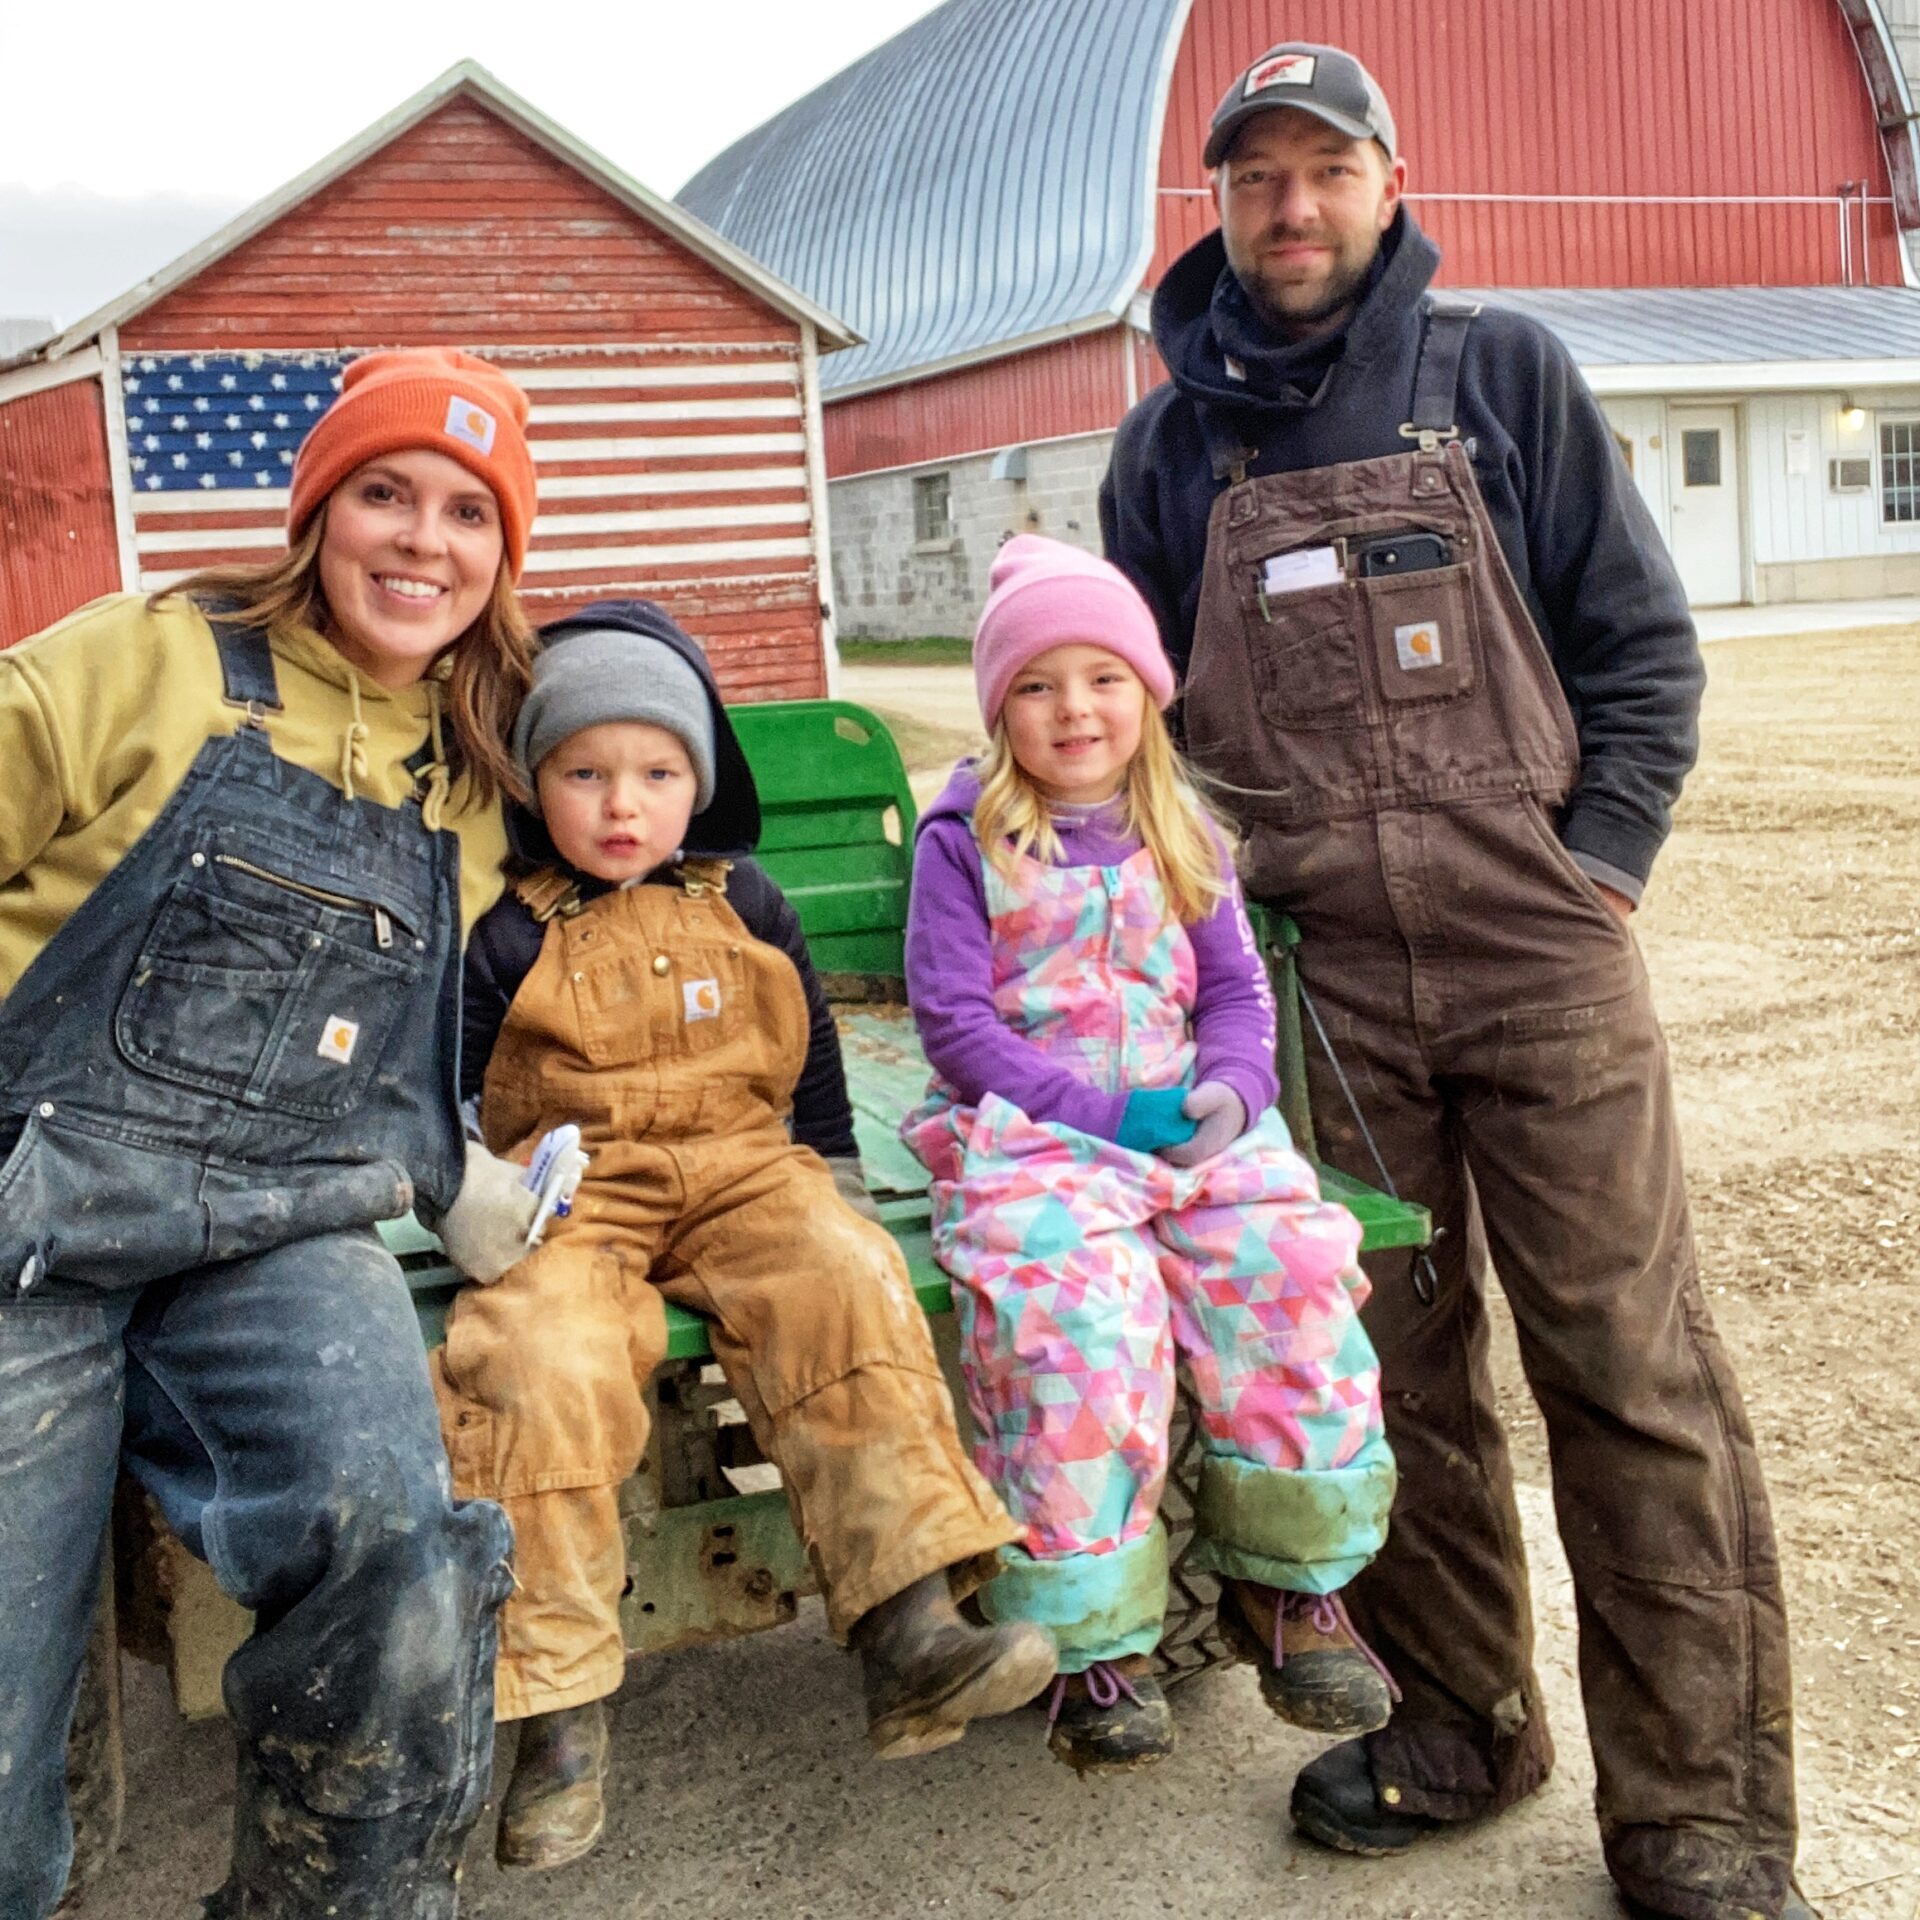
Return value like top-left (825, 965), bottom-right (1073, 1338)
top-left (1098, 211), bottom-right (1704, 898)
top-left (461, 599), bottom-right (858, 1158)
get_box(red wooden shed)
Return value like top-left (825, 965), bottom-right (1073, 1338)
top-left (0, 61), bottom-right (858, 696)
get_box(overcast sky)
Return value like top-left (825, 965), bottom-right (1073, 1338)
top-left (0, 0), bottom-right (946, 328)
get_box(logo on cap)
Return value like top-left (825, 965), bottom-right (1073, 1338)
top-left (1247, 51), bottom-right (1317, 95)
top-left (444, 396), bottom-right (497, 455)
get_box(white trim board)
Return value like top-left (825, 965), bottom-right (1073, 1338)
top-left (829, 426), bottom-right (1117, 486)
top-left (0, 346), bottom-right (103, 406)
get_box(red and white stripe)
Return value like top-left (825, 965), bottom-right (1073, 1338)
top-left (131, 345), bottom-right (817, 608)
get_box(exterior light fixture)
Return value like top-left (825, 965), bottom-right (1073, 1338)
top-left (1840, 396), bottom-right (1867, 431)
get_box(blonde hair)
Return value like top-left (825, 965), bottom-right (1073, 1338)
top-left (151, 511), bottom-right (536, 805)
top-left (973, 698), bottom-right (1233, 924)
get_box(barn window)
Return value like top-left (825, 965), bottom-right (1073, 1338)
top-left (1880, 418), bottom-right (1920, 524)
top-left (1681, 429), bottom-right (1722, 488)
top-left (913, 471), bottom-right (953, 543)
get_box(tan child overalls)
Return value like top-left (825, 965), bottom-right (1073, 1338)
top-left (431, 863), bottom-right (1017, 1722)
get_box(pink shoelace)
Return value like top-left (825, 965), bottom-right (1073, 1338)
top-left (1046, 1659), bottom-right (1144, 1727)
top-left (1275, 1589), bottom-right (1403, 1703)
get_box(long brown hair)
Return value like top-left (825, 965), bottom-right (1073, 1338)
top-left (152, 509), bottom-right (535, 804)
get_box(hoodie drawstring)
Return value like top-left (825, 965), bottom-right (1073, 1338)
top-left (418, 682), bottom-right (452, 834)
top-left (338, 669), bottom-right (370, 804)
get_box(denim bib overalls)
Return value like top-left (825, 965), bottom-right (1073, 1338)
top-left (0, 612), bottom-right (512, 1920)
top-left (0, 616), bottom-right (463, 1289)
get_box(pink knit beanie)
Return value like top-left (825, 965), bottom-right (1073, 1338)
top-left (973, 535), bottom-right (1176, 729)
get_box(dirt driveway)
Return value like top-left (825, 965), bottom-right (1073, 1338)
top-left (81, 627), bottom-right (1919, 1918)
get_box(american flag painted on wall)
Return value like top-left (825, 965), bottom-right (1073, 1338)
top-left (123, 347), bottom-right (816, 605)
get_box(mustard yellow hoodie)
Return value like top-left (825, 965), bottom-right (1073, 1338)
top-left (0, 593), bottom-right (510, 999)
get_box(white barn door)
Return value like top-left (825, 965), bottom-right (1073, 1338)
top-left (1666, 406), bottom-right (1744, 605)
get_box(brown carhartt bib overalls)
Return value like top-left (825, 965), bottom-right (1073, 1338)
top-left (1182, 302), bottom-right (1794, 1919)
top-left (430, 867), bottom-right (1014, 1721)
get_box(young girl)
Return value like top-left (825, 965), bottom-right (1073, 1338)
top-left (902, 535), bottom-right (1398, 1770)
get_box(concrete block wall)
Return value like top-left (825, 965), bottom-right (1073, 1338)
top-left (829, 432), bottom-right (1116, 638)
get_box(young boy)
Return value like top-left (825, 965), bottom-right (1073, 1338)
top-left (433, 600), bottom-right (1053, 1872)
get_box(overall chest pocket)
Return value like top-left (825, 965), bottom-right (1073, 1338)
top-left (1361, 562), bottom-right (1481, 706)
top-left (1237, 571), bottom-right (1368, 732)
top-left (114, 859), bottom-right (421, 1121)
top-left (573, 939), bottom-right (753, 1069)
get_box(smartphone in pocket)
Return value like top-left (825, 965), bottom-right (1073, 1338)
top-left (1352, 531), bottom-right (1453, 578)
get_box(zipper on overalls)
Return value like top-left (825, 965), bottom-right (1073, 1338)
top-left (212, 854), bottom-right (396, 949)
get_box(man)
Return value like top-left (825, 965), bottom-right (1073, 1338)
top-left (1100, 42), bottom-right (1804, 1920)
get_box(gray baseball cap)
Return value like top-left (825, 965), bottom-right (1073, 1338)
top-left (1204, 43), bottom-right (1397, 169)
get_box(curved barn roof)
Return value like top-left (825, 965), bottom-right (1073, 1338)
top-left (677, 0), bottom-right (1190, 395)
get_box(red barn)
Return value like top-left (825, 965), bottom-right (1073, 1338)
top-left (680, 0), bottom-right (1920, 614)
top-left (0, 61), bottom-right (857, 697)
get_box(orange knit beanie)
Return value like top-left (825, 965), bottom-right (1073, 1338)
top-left (287, 348), bottom-right (538, 577)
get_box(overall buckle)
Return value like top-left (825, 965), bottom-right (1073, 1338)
top-left (1398, 423), bottom-right (1461, 455)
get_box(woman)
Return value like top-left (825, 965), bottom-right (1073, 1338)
top-left (0, 347), bottom-right (545, 1920)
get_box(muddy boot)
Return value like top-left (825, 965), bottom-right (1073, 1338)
top-left (1044, 1656), bottom-right (1174, 1774)
top-left (1622, 1885), bottom-right (1820, 1920)
top-left (495, 1702), bottom-right (611, 1871)
top-left (1222, 1580), bottom-right (1399, 1736)
top-left (1290, 1737), bottom-right (1443, 1856)
top-left (855, 1569), bottom-right (1059, 1759)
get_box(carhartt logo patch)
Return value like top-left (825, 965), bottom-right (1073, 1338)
top-left (683, 979), bottom-right (722, 1022)
top-left (1247, 51), bottom-right (1317, 94)
top-left (317, 1016), bottom-right (360, 1064)
top-left (1395, 620), bottom-right (1444, 670)
top-left (443, 396), bottom-right (497, 455)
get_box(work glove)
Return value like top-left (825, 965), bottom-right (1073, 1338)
top-left (1117, 1088), bottom-right (1199, 1155)
top-left (827, 1153), bottom-right (884, 1224)
top-left (439, 1140), bottom-right (540, 1285)
top-left (1161, 1082), bottom-right (1249, 1168)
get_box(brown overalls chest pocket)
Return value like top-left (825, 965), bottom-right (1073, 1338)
top-left (1224, 509), bottom-right (1483, 731)
top-left (564, 888), bottom-right (755, 1071)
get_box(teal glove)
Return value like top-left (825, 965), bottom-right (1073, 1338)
top-left (1118, 1088), bottom-right (1199, 1154)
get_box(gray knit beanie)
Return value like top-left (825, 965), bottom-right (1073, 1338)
top-left (512, 627), bottom-right (717, 811)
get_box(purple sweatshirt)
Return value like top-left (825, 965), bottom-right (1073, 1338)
top-left (905, 765), bottom-right (1279, 1142)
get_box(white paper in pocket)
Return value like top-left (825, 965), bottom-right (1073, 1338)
top-left (1261, 546), bottom-right (1344, 596)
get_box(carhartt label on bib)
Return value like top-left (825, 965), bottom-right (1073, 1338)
top-left (1395, 621), bottom-right (1445, 670)
top-left (683, 979), bottom-right (722, 1022)
top-left (1262, 546), bottom-right (1343, 596)
top-left (1247, 51), bottom-right (1316, 93)
top-left (443, 397), bottom-right (497, 454)
top-left (317, 1017), bottom-right (360, 1064)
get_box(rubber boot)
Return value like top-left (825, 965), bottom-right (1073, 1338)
top-left (854, 1569), bottom-right (1059, 1759)
top-left (1044, 1655), bottom-right (1174, 1774)
top-left (1623, 1886), bottom-right (1820, 1920)
top-left (1222, 1580), bottom-right (1398, 1736)
top-left (495, 1702), bottom-right (610, 1872)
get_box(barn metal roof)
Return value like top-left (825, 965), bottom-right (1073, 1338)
top-left (1469, 284), bottom-right (1920, 364)
top-left (1463, 284), bottom-right (1920, 390)
top-left (676, 0), bottom-right (1192, 395)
